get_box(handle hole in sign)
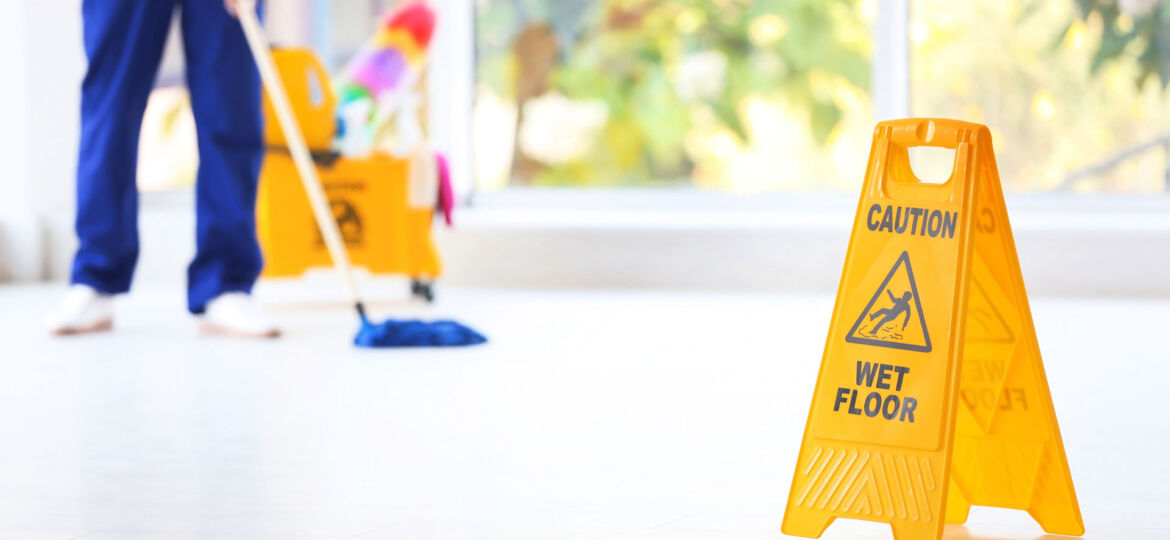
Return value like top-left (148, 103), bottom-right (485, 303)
top-left (307, 67), bottom-right (325, 107)
top-left (907, 146), bottom-right (956, 184)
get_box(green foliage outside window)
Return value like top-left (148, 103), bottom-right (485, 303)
top-left (476, 0), bottom-right (870, 186)
top-left (476, 0), bottom-right (1170, 192)
top-left (1070, 0), bottom-right (1170, 89)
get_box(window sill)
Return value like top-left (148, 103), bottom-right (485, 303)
top-left (436, 188), bottom-right (1170, 297)
top-left (31, 188), bottom-right (1170, 297)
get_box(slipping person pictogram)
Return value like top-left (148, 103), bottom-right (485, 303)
top-left (846, 251), bottom-right (931, 352)
top-left (868, 289), bottom-right (913, 335)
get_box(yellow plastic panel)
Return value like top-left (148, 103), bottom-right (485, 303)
top-left (262, 48), bottom-right (337, 151)
top-left (257, 152), bottom-right (441, 279)
top-left (946, 139), bottom-right (1083, 535)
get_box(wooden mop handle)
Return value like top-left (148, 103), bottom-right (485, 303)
top-left (236, 3), bottom-right (364, 308)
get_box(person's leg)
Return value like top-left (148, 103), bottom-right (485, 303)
top-left (181, 0), bottom-right (265, 313)
top-left (71, 0), bottom-right (176, 294)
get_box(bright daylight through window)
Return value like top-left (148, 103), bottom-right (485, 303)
top-left (475, 0), bottom-right (1170, 194)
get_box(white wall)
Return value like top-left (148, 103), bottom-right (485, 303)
top-left (427, 0), bottom-right (475, 198)
top-left (0, 1), bottom-right (33, 281)
top-left (0, 1), bottom-right (84, 281)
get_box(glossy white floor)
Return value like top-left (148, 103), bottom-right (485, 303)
top-left (0, 284), bottom-right (1165, 540)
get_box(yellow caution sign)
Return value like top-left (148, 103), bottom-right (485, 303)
top-left (782, 119), bottom-right (1083, 540)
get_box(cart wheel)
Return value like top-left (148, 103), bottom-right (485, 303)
top-left (410, 279), bottom-right (435, 303)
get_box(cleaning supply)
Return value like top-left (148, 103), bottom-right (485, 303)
top-left (254, 48), bottom-right (444, 292)
top-left (436, 152), bottom-right (455, 226)
top-left (354, 318), bottom-right (484, 348)
top-left (334, 1), bottom-right (436, 155)
top-left (238, 2), bottom-right (484, 348)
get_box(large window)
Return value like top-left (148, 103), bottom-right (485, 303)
top-left (476, 0), bottom-right (1170, 194)
top-left (912, 0), bottom-right (1170, 193)
top-left (474, 0), bottom-right (875, 191)
top-left (139, 0), bottom-right (1170, 195)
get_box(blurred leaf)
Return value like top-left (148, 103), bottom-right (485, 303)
top-left (1047, 20), bottom-right (1073, 53)
top-left (1074, 0), bottom-right (1170, 90)
top-left (630, 67), bottom-right (690, 168)
top-left (809, 98), bottom-right (842, 144)
top-left (714, 99), bottom-right (749, 142)
top-left (1091, 23), bottom-right (1130, 74)
top-left (1017, 0), bottom-right (1044, 23)
top-left (1154, 15), bottom-right (1170, 88)
top-left (1073, 0), bottom-right (1094, 17)
top-left (603, 119), bottom-right (646, 171)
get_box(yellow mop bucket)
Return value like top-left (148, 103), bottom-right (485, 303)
top-left (255, 48), bottom-right (441, 298)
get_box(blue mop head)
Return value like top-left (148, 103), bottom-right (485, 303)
top-left (354, 314), bottom-right (487, 348)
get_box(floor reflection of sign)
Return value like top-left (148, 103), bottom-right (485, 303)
top-left (846, 251), bottom-right (932, 352)
top-left (314, 197), bottom-right (363, 248)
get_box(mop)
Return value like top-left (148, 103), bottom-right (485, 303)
top-left (236, 3), bottom-right (486, 348)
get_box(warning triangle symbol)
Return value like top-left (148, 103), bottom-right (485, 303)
top-left (966, 276), bottom-right (1015, 344)
top-left (846, 251), bottom-right (931, 352)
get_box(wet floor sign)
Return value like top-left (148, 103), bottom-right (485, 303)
top-left (782, 119), bottom-right (1083, 540)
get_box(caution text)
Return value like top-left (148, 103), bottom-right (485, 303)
top-left (867, 204), bottom-right (957, 239)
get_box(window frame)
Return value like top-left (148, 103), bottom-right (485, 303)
top-left (284, 1), bottom-right (1170, 297)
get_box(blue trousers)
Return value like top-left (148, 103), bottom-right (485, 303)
top-left (72, 0), bottom-right (264, 313)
